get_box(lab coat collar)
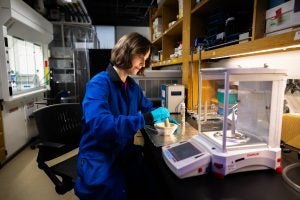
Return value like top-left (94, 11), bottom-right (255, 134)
top-left (106, 64), bottom-right (135, 87)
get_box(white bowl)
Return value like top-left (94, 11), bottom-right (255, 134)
top-left (154, 122), bottom-right (178, 136)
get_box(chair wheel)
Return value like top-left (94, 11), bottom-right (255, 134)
top-left (55, 185), bottom-right (68, 194)
top-left (55, 182), bottom-right (74, 194)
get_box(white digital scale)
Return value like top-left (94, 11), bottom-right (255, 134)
top-left (162, 68), bottom-right (287, 178)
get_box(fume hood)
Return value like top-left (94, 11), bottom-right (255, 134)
top-left (0, 0), bottom-right (53, 161)
top-left (0, 0), bottom-right (53, 101)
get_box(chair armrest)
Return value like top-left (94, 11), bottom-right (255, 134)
top-left (37, 141), bottom-right (65, 149)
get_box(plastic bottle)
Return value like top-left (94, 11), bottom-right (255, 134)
top-left (180, 102), bottom-right (185, 125)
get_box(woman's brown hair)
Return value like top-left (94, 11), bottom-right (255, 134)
top-left (110, 32), bottom-right (152, 75)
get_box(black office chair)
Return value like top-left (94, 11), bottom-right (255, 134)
top-left (33, 103), bottom-right (82, 194)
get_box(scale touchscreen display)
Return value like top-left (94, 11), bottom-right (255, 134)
top-left (169, 142), bottom-right (201, 161)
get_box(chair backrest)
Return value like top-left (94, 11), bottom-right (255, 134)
top-left (33, 103), bottom-right (82, 161)
top-left (282, 113), bottom-right (300, 149)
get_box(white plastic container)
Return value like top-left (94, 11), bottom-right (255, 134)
top-left (178, 0), bottom-right (183, 19)
top-left (180, 102), bottom-right (185, 125)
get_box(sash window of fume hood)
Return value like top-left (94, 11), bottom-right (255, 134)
top-left (7, 36), bottom-right (44, 95)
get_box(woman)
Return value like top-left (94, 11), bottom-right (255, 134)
top-left (75, 32), bottom-right (173, 200)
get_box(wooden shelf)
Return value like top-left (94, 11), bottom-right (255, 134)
top-left (151, 7), bottom-right (161, 21)
top-left (164, 18), bottom-right (182, 36)
top-left (191, 0), bottom-right (213, 15)
top-left (149, 0), bottom-right (182, 67)
top-left (152, 35), bottom-right (162, 46)
top-left (152, 57), bottom-right (183, 68)
top-left (191, 30), bottom-right (300, 60)
top-left (149, 0), bottom-right (300, 109)
top-left (151, 0), bottom-right (178, 21)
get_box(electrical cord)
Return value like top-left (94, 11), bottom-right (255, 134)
top-left (282, 162), bottom-right (300, 193)
top-left (281, 141), bottom-right (300, 193)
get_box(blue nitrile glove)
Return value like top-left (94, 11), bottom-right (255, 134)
top-left (151, 107), bottom-right (170, 123)
top-left (169, 117), bottom-right (179, 125)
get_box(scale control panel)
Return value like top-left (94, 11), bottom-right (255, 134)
top-left (162, 141), bottom-right (211, 178)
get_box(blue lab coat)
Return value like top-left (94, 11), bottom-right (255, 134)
top-left (75, 65), bottom-right (154, 200)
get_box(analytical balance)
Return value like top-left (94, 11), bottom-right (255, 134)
top-left (162, 68), bottom-right (288, 178)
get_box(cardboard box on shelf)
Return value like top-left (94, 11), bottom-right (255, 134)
top-left (266, 0), bottom-right (300, 34)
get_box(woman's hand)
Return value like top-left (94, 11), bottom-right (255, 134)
top-left (151, 107), bottom-right (170, 123)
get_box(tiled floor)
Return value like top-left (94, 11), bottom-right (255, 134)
top-left (0, 146), bottom-right (78, 200)
top-left (0, 133), bottom-right (145, 200)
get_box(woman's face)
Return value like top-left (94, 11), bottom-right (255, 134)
top-left (127, 49), bottom-right (150, 75)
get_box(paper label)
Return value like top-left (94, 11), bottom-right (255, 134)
top-left (294, 31), bottom-right (300, 40)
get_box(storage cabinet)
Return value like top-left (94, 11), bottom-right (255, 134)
top-left (189, 0), bottom-right (265, 60)
top-left (150, 0), bottom-right (183, 67)
top-left (191, 0), bottom-right (253, 51)
top-left (149, 0), bottom-right (300, 110)
top-left (0, 112), bottom-right (6, 164)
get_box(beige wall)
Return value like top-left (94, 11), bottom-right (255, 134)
top-left (116, 26), bottom-right (150, 41)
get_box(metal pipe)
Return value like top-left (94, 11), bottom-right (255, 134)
top-left (222, 72), bottom-right (229, 153)
top-left (190, 48), bottom-right (194, 111)
top-left (197, 49), bottom-right (202, 134)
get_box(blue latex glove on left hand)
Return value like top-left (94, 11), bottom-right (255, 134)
top-left (169, 117), bottom-right (179, 125)
top-left (151, 107), bottom-right (170, 123)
